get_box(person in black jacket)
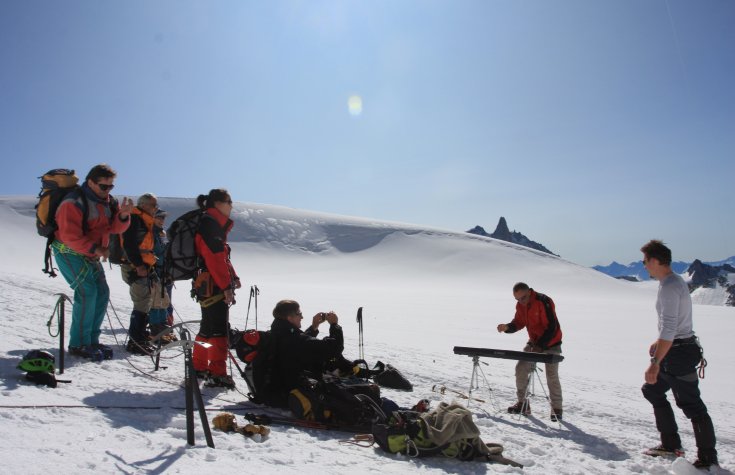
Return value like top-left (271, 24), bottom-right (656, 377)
top-left (121, 193), bottom-right (163, 355)
top-left (259, 299), bottom-right (345, 407)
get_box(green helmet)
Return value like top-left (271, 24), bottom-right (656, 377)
top-left (17, 350), bottom-right (55, 373)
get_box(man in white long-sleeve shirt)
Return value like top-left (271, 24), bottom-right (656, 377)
top-left (640, 240), bottom-right (718, 469)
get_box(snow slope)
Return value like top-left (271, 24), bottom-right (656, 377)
top-left (0, 196), bottom-right (732, 474)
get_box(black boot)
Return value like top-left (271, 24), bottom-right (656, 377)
top-left (128, 310), bottom-right (149, 343)
top-left (692, 413), bottom-right (718, 468)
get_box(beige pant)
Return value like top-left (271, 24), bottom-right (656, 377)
top-left (121, 264), bottom-right (169, 313)
top-left (515, 343), bottom-right (563, 409)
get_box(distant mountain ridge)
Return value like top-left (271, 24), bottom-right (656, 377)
top-left (594, 257), bottom-right (735, 307)
top-left (467, 217), bottom-right (558, 256)
top-left (593, 257), bottom-right (735, 281)
top-left (687, 259), bottom-right (735, 307)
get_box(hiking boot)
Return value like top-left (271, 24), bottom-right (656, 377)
top-left (194, 369), bottom-right (209, 379)
top-left (126, 340), bottom-right (154, 356)
top-left (643, 445), bottom-right (685, 458)
top-left (550, 408), bottom-right (563, 422)
top-left (204, 374), bottom-right (236, 389)
top-left (507, 401), bottom-right (531, 416)
top-left (692, 458), bottom-right (718, 469)
top-left (68, 345), bottom-right (105, 362)
top-left (92, 343), bottom-right (114, 360)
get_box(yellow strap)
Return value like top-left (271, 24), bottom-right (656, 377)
top-left (199, 293), bottom-right (224, 308)
top-left (289, 389), bottom-right (314, 420)
top-left (51, 240), bottom-right (85, 257)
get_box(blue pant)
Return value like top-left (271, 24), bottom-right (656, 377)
top-left (52, 243), bottom-right (109, 347)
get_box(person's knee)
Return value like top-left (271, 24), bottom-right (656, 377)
top-left (642, 383), bottom-right (665, 404)
top-left (677, 399), bottom-right (707, 419)
top-left (210, 319), bottom-right (229, 337)
top-left (690, 411), bottom-right (710, 423)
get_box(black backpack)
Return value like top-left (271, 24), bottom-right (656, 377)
top-left (35, 169), bottom-right (88, 277)
top-left (107, 233), bottom-right (126, 265)
top-left (372, 362), bottom-right (414, 391)
top-left (164, 209), bottom-right (205, 282)
top-left (288, 378), bottom-right (383, 429)
top-left (244, 330), bottom-right (276, 404)
top-left (229, 328), bottom-right (274, 403)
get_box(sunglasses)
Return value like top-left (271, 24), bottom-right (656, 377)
top-left (97, 183), bottom-right (115, 191)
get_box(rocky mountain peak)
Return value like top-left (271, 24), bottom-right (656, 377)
top-left (467, 217), bottom-right (558, 257)
top-left (492, 217), bottom-right (512, 241)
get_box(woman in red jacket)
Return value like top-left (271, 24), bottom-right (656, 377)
top-left (191, 189), bottom-right (241, 389)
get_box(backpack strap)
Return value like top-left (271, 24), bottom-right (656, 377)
top-left (42, 235), bottom-right (57, 277)
top-left (80, 191), bottom-right (90, 235)
top-left (65, 187), bottom-right (90, 235)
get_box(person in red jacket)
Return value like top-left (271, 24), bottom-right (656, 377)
top-left (191, 189), bottom-right (241, 389)
top-left (497, 282), bottom-right (563, 421)
top-left (53, 164), bottom-right (134, 360)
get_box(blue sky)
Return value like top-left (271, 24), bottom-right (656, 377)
top-left (1, 0), bottom-right (733, 266)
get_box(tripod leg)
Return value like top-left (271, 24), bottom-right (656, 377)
top-left (528, 366), bottom-right (556, 419)
top-left (467, 356), bottom-right (480, 408)
top-left (534, 366), bottom-right (551, 403)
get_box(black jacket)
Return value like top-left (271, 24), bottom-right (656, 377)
top-left (121, 209), bottom-right (155, 268)
top-left (263, 318), bottom-right (344, 407)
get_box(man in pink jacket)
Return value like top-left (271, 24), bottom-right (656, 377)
top-left (53, 164), bottom-right (133, 361)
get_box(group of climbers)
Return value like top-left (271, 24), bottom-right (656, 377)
top-left (51, 165), bottom-right (230, 377)
top-left (45, 165), bottom-right (720, 469)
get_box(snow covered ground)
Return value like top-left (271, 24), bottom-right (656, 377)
top-left (0, 196), bottom-right (732, 474)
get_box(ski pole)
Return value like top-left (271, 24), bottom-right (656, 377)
top-left (245, 285), bottom-right (259, 329)
top-left (244, 286), bottom-right (253, 329)
top-left (356, 307), bottom-right (364, 361)
top-left (253, 285), bottom-right (259, 329)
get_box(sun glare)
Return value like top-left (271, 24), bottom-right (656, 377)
top-left (348, 95), bottom-right (363, 116)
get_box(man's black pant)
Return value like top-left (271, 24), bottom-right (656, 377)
top-left (641, 340), bottom-right (717, 463)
